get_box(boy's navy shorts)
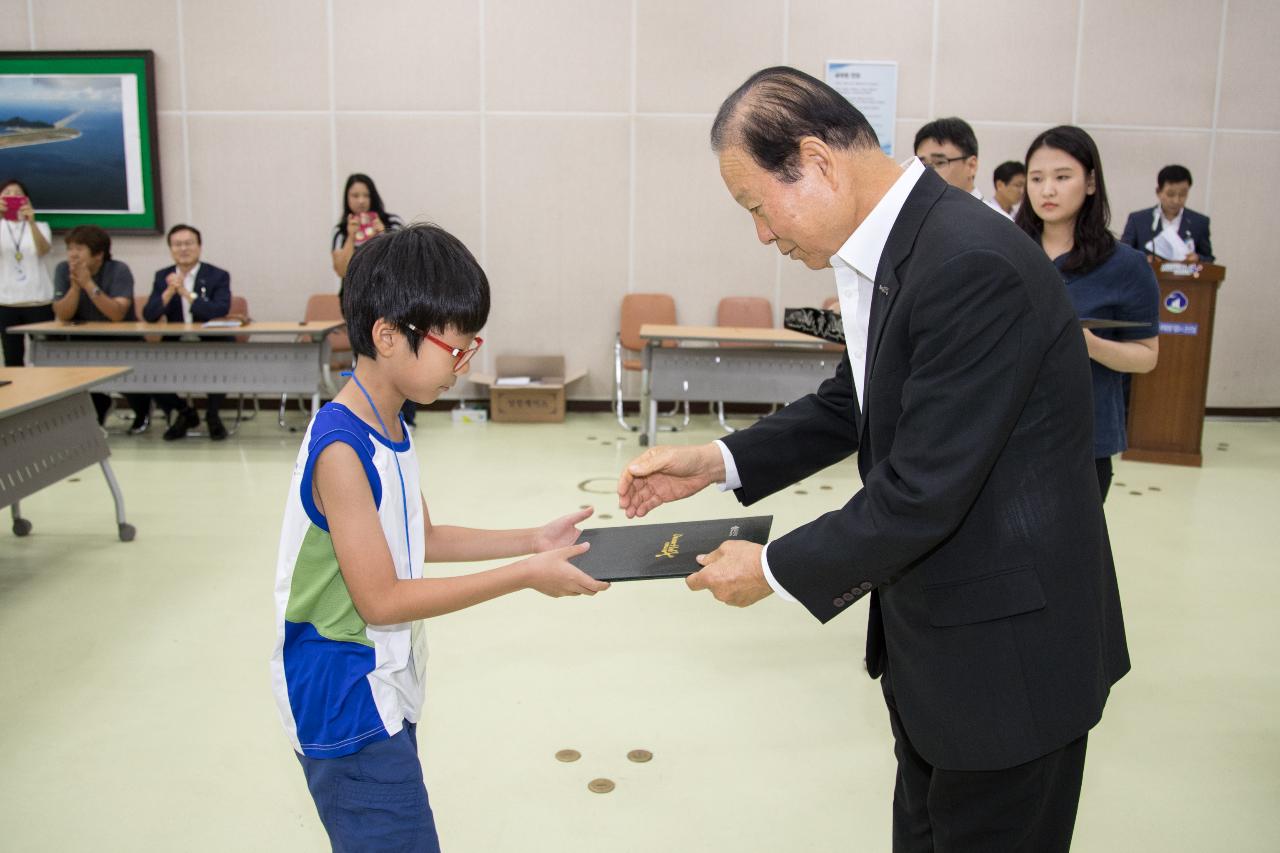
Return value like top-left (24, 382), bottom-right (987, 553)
top-left (296, 721), bottom-right (440, 853)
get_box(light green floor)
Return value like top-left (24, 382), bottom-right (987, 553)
top-left (1, 410), bottom-right (1277, 852)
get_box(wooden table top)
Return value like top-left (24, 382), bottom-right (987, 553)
top-left (639, 324), bottom-right (821, 345)
top-left (0, 366), bottom-right (133, 419)
top-left (9, 320), bottom-right (344, 337)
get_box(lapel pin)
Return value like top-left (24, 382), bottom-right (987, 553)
top-left (878, 284), bottom-right (889, 295)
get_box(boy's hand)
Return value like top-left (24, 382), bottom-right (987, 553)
top-left (520, 542), bottom-right (609, 597)
top-left (532, 507), bottom-right (593, 552)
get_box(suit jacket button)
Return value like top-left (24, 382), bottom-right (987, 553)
top-left (842, 592), bottom-right (854, 602)
top-left (860, 582), bottom-right (873, 592)
top-left (833, 598), bottom-right (845, 607)
top-left (850, 589), bottom-right (861, 598)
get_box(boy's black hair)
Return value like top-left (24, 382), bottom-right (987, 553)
top-left (1157, 164), bottom-right (1193, 189)
top-left (914, 117), bottom-right (978, 158)
top-left (341, 223), bottom-right (490, 359)
top-left (993, 160), bottom-right (1025, 185)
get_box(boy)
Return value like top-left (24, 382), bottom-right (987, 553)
top-left (271, 224), bottom-right (608, 852)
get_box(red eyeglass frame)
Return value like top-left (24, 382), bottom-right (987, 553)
top-left (406, 323), bottom-right (483, 371)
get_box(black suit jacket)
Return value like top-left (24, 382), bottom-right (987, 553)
top-left (142, 262), bottom-right (232, 323)
top-left (1120, 205), bottom-right (1214, 262)
top-left (721, 169), bottom-right (1129, 771)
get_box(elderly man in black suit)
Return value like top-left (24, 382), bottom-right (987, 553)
top-left (618, 67), bottom-right (1129, 852)
top-left (141, 223), bottom-right (233, 440)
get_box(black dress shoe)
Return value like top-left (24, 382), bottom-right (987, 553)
top-left (163, 407), bottom-right (200, 441)
top-left (128, 413), bottom-right (151, 435)
top-left (207, 415), bottom-right (228, 441)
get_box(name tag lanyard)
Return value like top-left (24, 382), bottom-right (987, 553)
top-left (342, 368), bottom-right (414, 578)
top-left (5, 219), bottom-right (26, 263)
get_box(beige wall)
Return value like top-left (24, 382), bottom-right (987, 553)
top-left (13, 0), bottom-right (1279, 406)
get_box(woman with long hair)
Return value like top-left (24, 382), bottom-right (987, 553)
top-left (331, 173), bottom-right (403, 279)
top-left (329, 173), bottom-right (416, 424)
top-left (1017, 126), bottom-right (1160, 501)
top-left (0, 178), bottom-right (54, 366)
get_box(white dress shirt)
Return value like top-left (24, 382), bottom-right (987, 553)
top-left (173, 262), bottom-right (201, 323)
top-left (0, 220), bottom-right (53, 306)
top-left (985, 196), bottom-right (1015, 220)
top-left (1154, 206), bottom-right (1183, 235)
top-left (715, 157), bottom-right (928, 602)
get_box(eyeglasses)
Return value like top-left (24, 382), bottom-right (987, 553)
top-left (919, 154), bottom-right (968, 169)
top-left (406, 323), bottom-right (483, 371)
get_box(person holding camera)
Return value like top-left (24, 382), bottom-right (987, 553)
top-left (0, 179), bottom-right (54, 367)
top-left (330, 173), bottom-right (416, 425)
top-left (331, 173), bottom-right (403, 279)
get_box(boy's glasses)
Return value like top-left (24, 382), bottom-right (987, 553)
top-left (406, 323), bottom-right (483, 371)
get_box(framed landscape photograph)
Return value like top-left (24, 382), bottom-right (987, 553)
top-left (0, 50), bottom-right (163, 233)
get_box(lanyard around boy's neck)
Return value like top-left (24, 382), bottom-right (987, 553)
top-left (341, 368), bottom-right (414, 576)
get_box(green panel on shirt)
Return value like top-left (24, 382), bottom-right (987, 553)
top-left (285, 524), bottom-right (372, 648)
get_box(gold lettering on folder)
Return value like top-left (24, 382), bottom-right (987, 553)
top-left (655, 533), bottom-right (683, 559)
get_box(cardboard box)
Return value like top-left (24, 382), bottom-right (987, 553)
top-left (468, 355), bottom-right (586, 423)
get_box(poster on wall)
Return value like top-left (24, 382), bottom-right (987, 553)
top-left (0, 50), bottom-right (162, 234)
top-left (824, 60), bottom-right (897, 157)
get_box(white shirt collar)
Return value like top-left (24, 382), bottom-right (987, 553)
top-left (179, 261), bottom-right (201, 285)
top-left (831, 157), bottom-right (927, 281)
top-left (1154, 206), bottom-right (1182, 232)
top-left (969, 187), bottom-right (983, 200)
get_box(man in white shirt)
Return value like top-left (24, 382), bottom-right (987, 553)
top-left (617, 67), bottom-right (1127, 853)
top-left (985, 160), bottom-right (1025, 220)
top-left (914, 116), bottom-right (982, 199)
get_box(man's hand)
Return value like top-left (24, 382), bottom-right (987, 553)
top-left (686, 540), bottom-right (771, 607)
top-left (532, 507), bottom-right (592, 552)
top-left (618, 443), bottom-right (725, 519)
top-left (68, 262), bottom-right (90, 289)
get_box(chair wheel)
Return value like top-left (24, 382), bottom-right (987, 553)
top-left (12, 518), bottom-right (32, 537)
top-left (118, 523), bottom-right (137, 542)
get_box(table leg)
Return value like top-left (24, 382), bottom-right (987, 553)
top-left (99, 460), bottom-right (136, 542)
top-left (641, 343), bottom-right (657, 447)
top-left (11, 502), bottom-right (32, 537)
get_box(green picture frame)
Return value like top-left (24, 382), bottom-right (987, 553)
top-left (0, 50), bottom-right (163, 234)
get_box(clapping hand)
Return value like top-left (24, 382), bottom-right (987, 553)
top-left (532, 507), bottom-right (593, 552)
top-left (686, 540), bottom-right (772, 607)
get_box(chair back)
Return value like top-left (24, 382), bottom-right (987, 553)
top-left (228, 295), bottom-right (250, 343)
top-left (716, 296), bottom-right (772, 348)
top-left (716, 297), bottom-right (773, 328)
top-left (304, 293), bottom-right (351, 355)
top-left (619, 293), bottom-right (676, 352)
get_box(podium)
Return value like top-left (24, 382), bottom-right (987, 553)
top-left (1123, 259), bottom-right (1226, 467)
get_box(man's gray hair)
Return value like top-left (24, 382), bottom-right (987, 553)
top-left (711, 66), bottom-right (880, 183)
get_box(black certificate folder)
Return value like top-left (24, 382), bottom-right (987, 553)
top-left (572, 516), bottom-right (773, 582)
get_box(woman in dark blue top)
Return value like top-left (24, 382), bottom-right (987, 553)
top-left (1017, 127), bottom-right (1160, 501)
